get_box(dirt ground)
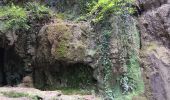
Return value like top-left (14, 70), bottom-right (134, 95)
top-left (0, 87), bottom-right (101, 100)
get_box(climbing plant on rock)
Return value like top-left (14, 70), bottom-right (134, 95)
top-left (100, 29), bottom-right (114, 99)
top-left (111, 1), bottom-right (144, 100)
top-left (90, 0), bottom-right (144, 99)
top-left (114, 15), bottom-right (144, 100)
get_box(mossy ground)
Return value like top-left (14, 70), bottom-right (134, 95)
top-left (1, 91), bottom-right (38, 100)
top-left (1, 91), bottom-right (29, 98)
top-left (56, 87), bottom-right (92, 95)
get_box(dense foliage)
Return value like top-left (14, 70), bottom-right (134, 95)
top-left (86, 0), bottom-right (144, 99)
top-left (25, 2), bottom-right (52, 21)
top-left (80, 0), bottom-right (134, 22)
top-left (0, 2), bottom-right (52, 32)
top-left (0, 4), bottom-right (28, 32)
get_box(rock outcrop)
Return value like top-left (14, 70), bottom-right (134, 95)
top-left (36, 20), bottom-right (96, 64)
top-left (1, 0), bottom-right (170, 99)
top-left (138, 0), bottom-right (170, 100)
top-left (33, 20), bottom-right (97, 88)
top-left (0, 19), bottom-right (98, 89)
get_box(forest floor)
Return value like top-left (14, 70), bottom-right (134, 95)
top-left (0, 87), bottom-right (101, 100)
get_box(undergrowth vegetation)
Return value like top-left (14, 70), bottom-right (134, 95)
top-left (85, 0), bottom-right (144, 99)
top-left (1, 91), bottom-right (29, 98)
top-left (0, 2), bottom-right (52, 32)
top-left (90, 0), bottom-right (134, 22)
top-left (77, 0), bottom-right (135, 23)
top-left (56, 87), bottom-right (92, 95)
top-left (0, 4), bottom-right (28, 32)
top-left (25, 2), bottom-right (52, 21)
top-left (1, 91), bottom-right (39, 100)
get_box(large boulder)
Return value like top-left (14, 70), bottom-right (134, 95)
top-left (31, 20), bottom-right (99, 88)
top-left (36, 20), bottom-right (96, 64)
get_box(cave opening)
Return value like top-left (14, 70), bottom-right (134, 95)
top-left (34, 62), bottom-right (97, 91)
top-left (0, 46), bottom-right (25, 87)
top-left (0, 47), bottom-right (6, 86)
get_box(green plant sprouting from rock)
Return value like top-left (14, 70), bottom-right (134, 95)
top-left (113, 15), bottom-right (144, 100)
top-left (82, 0), bottom-right (134, 23)
top-left (25, 2), bottom-right (52, 21)
top-left (113, 5), bottom-right (144, 100)
top-left (0, 4), bottom-right (29, 32)
top-left (92, 0), bottom-right (144, 99)
top-left (98, 29), bottom-right (114, 99)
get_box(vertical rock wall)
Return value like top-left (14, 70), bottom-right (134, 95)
top-left (138, 0), bottom-right (170, 100)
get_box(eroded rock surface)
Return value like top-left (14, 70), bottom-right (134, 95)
top-left (37, 20), bottom-right (96, 64)
top-left (33, 20), bottom-right (98, 88)
top-left (138, 0), bottom-right (170, 100)
top-left (0, 19), bottom-right (98, 89)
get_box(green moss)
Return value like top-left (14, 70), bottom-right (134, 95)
top-left (56, 40), bottom-right (68, 58)
top-left (114, 54), bottom-right (144, 100)
top-left (113, 18), bottom-right (144, 100)
top-left (146, 42), bottom-right (157, 52)
top-left (57, 87), bottom-right (92, 95)
top-left (55, 13), bottom-right (66, 20)
top-left (1, 91), bottom-right (29, 98)
top-left (49, 24), bottom-right (71, 58)
top-left (128, 54), bottom-right (144, 92)
top-left (1, 91), bottom-right (38, 100)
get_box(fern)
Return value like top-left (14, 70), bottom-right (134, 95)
top-left (25, 2), bottom-right (52, 20)
top-left (0, 2), bottom-right (52, 32)
top-left (86, 0), bottom-right (134, 22)
top-left (0, 4), bottom-right (29, 31)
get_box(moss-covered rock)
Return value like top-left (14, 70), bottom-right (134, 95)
top-left (37, 20), bottom-right (96, 63)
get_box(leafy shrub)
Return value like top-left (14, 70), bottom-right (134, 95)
top-left (86, 0), bottom-right (135, 22)
top-left (25, 2), bottom-right (52, 21)
top-left (0, 4), bottom-right (29, 32)
top-left (0, 2), bottom-right (52, 32)
top-left (77, 0), bottom-right (97, 14)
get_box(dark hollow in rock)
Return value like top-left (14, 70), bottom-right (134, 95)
top-left (0, 46), bottom-right (25, 87)
top-left (33, 62), bottom-right (97, 90)
top-left (0, 47), bottom-right (6, 86)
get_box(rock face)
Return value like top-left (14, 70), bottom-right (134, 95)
top-left (136, 0), bottom-right (167, 11)
top-left (138, 0), bottom-right (170, 100)
top-left (1, 1), bottom-right (170, 99)
top-left (37, 20), bottom-right (95, 63)
top-left (33, 20), bottom-right (97, 88)
top-left (0, 19), bottom-right (97, 88)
